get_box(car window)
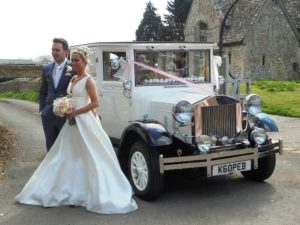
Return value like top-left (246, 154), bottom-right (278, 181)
top-left (134, 50), bottom-right (210, 86)
top-left (103, 51), bottom-right (126, 81)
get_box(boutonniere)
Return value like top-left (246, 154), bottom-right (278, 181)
top-left (65, 65), bottom-right (72, 76)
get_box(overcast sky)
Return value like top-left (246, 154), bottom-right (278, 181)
top-left (0, 0), bottom-right (168, 60)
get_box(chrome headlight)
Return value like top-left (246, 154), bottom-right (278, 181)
top-left (250, 128), bottom-right (267, 145)
top-left (245, 94), bottom-right (262, 116)
top-left (196, 135), bottom-right (212, 153)
top-left (173, 101), bottom-right (193, 124)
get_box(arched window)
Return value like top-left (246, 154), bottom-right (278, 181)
top-left (198, 21), bottom-right (208, 42)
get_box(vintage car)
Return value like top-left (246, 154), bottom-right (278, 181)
top-left (71, 42), bottom-right (283, 200)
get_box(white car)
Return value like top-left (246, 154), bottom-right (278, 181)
top-left (71, 42), bottom-right (283, 200)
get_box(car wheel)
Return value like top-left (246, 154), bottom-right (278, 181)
top-left (241, 154), bottom-right (276, 181)
top-left (128, 141), bottom-right (164, 201)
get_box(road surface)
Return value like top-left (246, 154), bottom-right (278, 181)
top-left (0, 99), bottom-right (299, 225)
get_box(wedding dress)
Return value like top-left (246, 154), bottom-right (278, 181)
top-left (15, 75), bottom-right (138, 214)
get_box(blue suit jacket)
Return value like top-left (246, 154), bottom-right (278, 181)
top-left (39, 60), bottom-right (75, 120)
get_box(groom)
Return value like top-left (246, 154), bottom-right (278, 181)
top-left (39, 38), bottom-right (75, 152)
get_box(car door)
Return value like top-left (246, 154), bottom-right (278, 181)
top-left (98, 50), bottom-right (132, 139)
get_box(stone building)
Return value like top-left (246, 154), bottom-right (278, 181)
top-left (184, 0), bottom-right (300, 80)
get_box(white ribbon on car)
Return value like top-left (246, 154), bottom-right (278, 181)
top-left (113, 58), bottom-right (130, 81)
top-left (212, 55), bottom-right (222, 89)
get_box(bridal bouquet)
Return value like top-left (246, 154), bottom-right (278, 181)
top-left (53, 96), bottom-right (76, 126)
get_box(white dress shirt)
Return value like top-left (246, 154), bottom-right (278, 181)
top-left (52, 58), bottom-right (67, 88)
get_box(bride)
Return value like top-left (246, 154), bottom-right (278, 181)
top-left (15, 47), bottom-right (138, 214)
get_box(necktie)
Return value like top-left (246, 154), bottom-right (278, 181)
top-left (54, 65), bottom-right (62, 88)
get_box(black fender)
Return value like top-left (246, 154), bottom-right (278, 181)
top-left (120, 120), bottom-right (173, 148)
top-left (254, 113), bottom-right (279, 132)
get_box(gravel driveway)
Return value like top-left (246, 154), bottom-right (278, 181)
top-left (0, 99), bottom-right (299, 225)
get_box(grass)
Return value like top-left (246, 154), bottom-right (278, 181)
top-left (0, 80), bottom-right (300, 118)
top-left (251, 80), bottom-right (300, 118)
top-left (0, 89), bottom-right (39, 102)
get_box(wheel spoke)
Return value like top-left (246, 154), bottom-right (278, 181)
top-left (131, 151), bottom-right (149, 191)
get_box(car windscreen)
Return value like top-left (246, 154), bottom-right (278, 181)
top-left (134, 50), bottom-right (210, 86)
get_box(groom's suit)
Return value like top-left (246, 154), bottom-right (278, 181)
top-left (39, 60), bottom-right (74, 151)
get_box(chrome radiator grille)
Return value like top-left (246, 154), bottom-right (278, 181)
top-left (201, 104), bottom-right (237, 137)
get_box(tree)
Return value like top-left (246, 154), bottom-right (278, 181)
top-left (163, 0), bottom-right (193, 41)
top-left (35, 55), bottom-right (52, 65)
top-left (135, 2), bottom-right (164, 41)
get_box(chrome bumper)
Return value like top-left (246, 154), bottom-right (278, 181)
top-left (159, 139), bottom-right (283, 176)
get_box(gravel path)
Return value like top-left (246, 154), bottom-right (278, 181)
top-left (0, 99), bottom-right (46, 224)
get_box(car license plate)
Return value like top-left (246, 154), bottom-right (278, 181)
top-left (212, 160), bottom-right (251, 176)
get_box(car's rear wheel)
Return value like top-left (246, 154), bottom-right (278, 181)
top-left (128, 141), bottom-right (164, 201)
top-left (241, 154), bottom-right (276, 181)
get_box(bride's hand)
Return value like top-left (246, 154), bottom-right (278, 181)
top-left (65, 111), bottom-right (76, 119)
top-left (92, 109), bottom-right (97, 118)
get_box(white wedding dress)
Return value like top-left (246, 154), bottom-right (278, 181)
top-left (15, 75), bottom-right (138, 214)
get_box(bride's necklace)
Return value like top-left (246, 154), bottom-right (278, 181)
top-left (74, 74), bottom-right (87, 82)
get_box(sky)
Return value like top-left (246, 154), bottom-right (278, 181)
top-left (0, 0), bottom-right (168, 60)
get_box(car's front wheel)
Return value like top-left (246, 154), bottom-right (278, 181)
top-left (128, 141), bottom-right (164, 201)
top-left (241, 154), bottom-right (276, 181)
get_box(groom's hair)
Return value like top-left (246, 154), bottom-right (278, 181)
top-left (53, 38), bottom-right (69, 51)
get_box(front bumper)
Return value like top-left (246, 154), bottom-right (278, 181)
top-left (159, 139), bottom-right (283, 176)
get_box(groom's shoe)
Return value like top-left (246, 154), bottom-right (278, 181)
top-left (69, 205), bottom-right (80, 208)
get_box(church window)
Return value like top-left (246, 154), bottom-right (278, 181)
top-left (198, 22), bottom-right (208, 43)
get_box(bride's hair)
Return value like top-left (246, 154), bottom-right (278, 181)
top-left (72, 47), bottom-right (91, 65)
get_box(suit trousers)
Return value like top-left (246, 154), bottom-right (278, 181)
top-left (41, 116), bottom-right (66, 151)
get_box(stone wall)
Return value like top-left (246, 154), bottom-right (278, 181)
top-left (244, 0), bottom-right (300, 80)
top-left (0, 78), bottom-right (40, 92)
top-left (184, 0), bottom-right (300, 80)
top-left (185, 0), bottom-right (221, 43)
top-left (224, 45), bottom-right (246, 78)
top-left (0, 64), bottom-right (42, 79)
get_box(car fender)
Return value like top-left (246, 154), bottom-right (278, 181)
top-left (254, 112), bottom-right (279, 132)
top-left (120, 121), bottom-right (173, 148)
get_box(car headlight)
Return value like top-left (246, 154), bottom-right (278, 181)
top-left (245, 94), bottom-right (262, 116)
top-left (196, 135), bottom-right (212, 153)
top-left (250, 128), bottom-right (268, 145)
top-left (173, 101), bottom-right (193, 124)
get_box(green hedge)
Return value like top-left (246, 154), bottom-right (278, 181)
top-left (0, 89), bottom-right (39, 102)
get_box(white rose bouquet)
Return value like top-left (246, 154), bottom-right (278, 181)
top-left (53, 96), bottom-right (76, 126)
